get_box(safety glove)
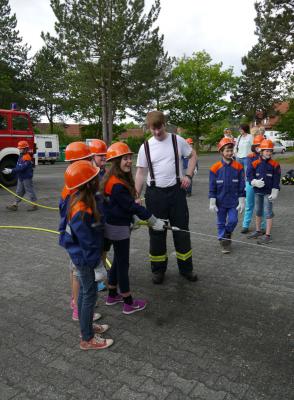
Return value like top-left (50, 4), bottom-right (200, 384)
top-left (2, 168), bottom-right (12, 175)
top-left (268, 188), bottom-right (279, 202)
top-left (251, 178), bottom-right (265, 188)
top-left (130, 215), bottom-right (141, 231)
top-left (148, 215), bottom-right (166, 231)
top-left (236, 197), bottom-right (245, 213)
top-left (209, 198), bottom-right (218, 212)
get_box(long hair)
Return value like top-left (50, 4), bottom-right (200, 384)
top-left (67, 176), bottom-right (100, 222)
top-left (102, 156), bottom-right (137, 198)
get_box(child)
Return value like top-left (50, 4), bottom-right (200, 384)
top-left (59, 160), bottom-right (113, 350)
top-left (4, 140), bottom-right (38, 211)
top-left (103, 142), bottom-right (165, 314)
top-left (247, 139), bottom-right (281, 245)
top-left (241, 134), bottom-right (266, 234)
top-left (59, 142), bottom-right (93, 321)
top-left (209, 137), bottom-right (245, 254)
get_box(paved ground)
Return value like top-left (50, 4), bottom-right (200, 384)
top-left (0, 153), bottom-right (294, 400)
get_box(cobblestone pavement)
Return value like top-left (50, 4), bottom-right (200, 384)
top-left (0, 154), bottom-right (293, 400)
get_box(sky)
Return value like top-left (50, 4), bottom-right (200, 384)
top-left (10, 0), bottom-right (258, 75)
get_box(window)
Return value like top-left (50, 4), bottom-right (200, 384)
top-left (0, 114), bottom-right (8, 130)
top-left (12, 115), bottom-right (29, 131)
top-left (45, 141), bottom-right (52, 148)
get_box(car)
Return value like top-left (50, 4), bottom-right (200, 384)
top-left (273, 142), bottom-right (286, 154)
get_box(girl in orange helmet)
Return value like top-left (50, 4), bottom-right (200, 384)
top-left (4, 140), bottom-right (38, 211)
top-left (103, 142), bottom-right (165, 314)
top-left (59, 160), bottom-right (114, 350)
top-left (89, 139), bottom-right (107, 179)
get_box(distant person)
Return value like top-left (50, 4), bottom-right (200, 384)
top-left (247, 139), bottom-right (281, 245)
top-left (4, 140), bottom-right (38, 212)
top-left (223, 128), bottom-right (235, 141)
top-left (234, 124), bottom-right (253, 171)
top-left (209, 137), bottom-right (245, 253)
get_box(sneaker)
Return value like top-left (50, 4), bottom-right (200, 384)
top-left (123, 299), bottom-right (147, 315)
top-left (6, 204), bottom-right (18, 211)
top-left (97, 281), bottom-right (107, 292)
top-left (105, 294), bottom-right (124, 306)
top-left (220, 240), bottom-right (230, 254)
top-left (247, 231), bottom-right (263, 239)
top-left (80, 334), bottom-right (113, 350)
top-left (79, 324), bottom-right (110, 338)
top-left (241, 227), bottom-right (249, 234)
top-left (257, 235), bottom-right (272, 245)
top-left (152, 271), bottom-right (165, 284)
top-left (72, 307), bottom-right (102, 322)
top-left (27, 205), bottom-right (38, 211)
top-left (180, 271), bottom-right (198, 281)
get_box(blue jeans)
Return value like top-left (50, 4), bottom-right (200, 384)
top-left (76, 264), bottom-right (97, 341)
top-left (15, 178), bottom-right (37, 204)
top-left (236, 157), bottom-right (248, 172)
top-left (216, 207), bottom-right (238, 240)
top-left (242, 182), bottom-right (266, 229)
top-left (255, 193), bottom-right (274, 219)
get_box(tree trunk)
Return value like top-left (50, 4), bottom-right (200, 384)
top-left (101, 84), bottom-right (109, 144)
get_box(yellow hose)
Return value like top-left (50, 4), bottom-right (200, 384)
top-left (0, 183), bottom-right (59, 210)
top-left (0, 225), bottom-right (60, 234)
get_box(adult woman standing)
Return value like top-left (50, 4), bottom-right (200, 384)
top-left (234, 124), bottom-right (253, 171)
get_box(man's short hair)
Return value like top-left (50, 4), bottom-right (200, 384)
top-left (146, 111), bottom-right (166, 129)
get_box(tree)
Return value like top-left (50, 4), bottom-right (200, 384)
top-left (0, 0), bottom-right (30, 108)
top-left (168, 51), bottom-right (238, 148)
top-left (49, 0), bottom-right (165, 144)
top-left (28, 42), bottom-right (68, 133)
top-left (276, 99), bottom-right (294, 139)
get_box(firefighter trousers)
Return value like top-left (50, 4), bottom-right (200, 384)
top-left (145, 184), bottom-right (193, 274)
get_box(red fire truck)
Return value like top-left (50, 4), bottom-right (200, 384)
top-left (0, 108), bottom-right (35, 186)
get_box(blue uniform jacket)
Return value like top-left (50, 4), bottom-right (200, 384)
top-left (247, 156), bottom-right (281, 194)
top-left (12, 153), bottom-right (33, 181)
top-left (58, 194), bottom-right (104, 268)
top-left (104, 175), bottom-right (151, 226)
top-left (209, 159), bottom-right (245, 208)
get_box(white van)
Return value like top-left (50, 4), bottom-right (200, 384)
top-left (264, 131), bottom-right (294, 147)
top-left (35, 134), bottom-right (60, 164)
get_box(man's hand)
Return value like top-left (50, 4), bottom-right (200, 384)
top-left (181, 175), bottom-right (192, 190)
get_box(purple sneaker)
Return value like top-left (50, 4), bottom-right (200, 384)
top-left (105, 294), bottom-right (124, 306)
top-left (123, 299), bottom-right (147, 315)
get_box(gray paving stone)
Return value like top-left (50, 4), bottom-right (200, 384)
top-left (0, 381), bottom-right (20, 400)
top-left (138, 378), bottom-right (173, 399)
top-left (164, 372), bottom-right (198, 395)
top-left (190, 383), bottom-right (227, 400)
top-left (112, 385), bottom-right (148, 400)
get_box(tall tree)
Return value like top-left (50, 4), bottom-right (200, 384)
top-left (168, 51), bottom-right (237, 148)
top-left (0, 0), bottom-right (30, 108)
top-left (49, 0), bottom-right (164, 144)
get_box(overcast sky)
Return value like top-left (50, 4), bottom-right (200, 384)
top-left (10, 0), bottom-right (257, 75)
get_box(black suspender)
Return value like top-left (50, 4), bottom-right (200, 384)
top-left (144, 133), bottom-right (180, 187)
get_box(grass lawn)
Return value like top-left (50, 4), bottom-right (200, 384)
top-left (276, 155), bottom-right (294, 164)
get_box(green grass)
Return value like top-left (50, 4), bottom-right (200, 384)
top-left (276, 155), bottom-right (294, 164)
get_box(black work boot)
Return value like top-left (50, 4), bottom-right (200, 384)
top-left (180, 271), bottom-right (198, 282)
top-left (220, 239), bottom-right (230, 254)
top-left (152, 271), bottom-right (165, 284)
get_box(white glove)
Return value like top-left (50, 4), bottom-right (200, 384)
top-left (268, 188), bottom-right (279, 202)
top-left (148, 215), bottom-right (166, 231)
top-left (251, 178), bottom-right (265, 188)
top-left (209, 198), bottom-right (218, 212)
top-left (130, 215), bottom-right (141, 231)
top-left (2, 168), bottom-right (12, 175)
top-left (236, 197), bottom-right (245, 213)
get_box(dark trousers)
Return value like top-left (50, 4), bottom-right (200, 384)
top-left (145, 184), bottom-right (193, 274)
top-left (108, 238), bottom-right (130, 294)
top-left (76, 264), bottom-right (97, 341)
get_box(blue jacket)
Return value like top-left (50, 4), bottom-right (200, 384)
top-left (12, 153), bottom-right (33, 181)
top-left (58, 195), bottom-right (104, 268)
top-left (104, 175), bottom-right (151, 226)
top-left (209, 159), bottom-right (245, 208)
top-left (247, 156), bottom-right (281, 194)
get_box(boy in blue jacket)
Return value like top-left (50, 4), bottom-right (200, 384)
top-left (247, 139), bottom-right (281, 245)
top-left (3, 140), bottom-right (37, 211)
top-left (209, 137), bottom-right (246, 253)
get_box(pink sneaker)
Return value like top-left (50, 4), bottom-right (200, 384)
top-left (122, 299), bottom-right (147, 315)
top-left (72, 306), bottom-right (101, 322)
top-left (105, 294), bottom-right (124, 306)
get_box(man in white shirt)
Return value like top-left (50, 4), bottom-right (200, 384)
top-left (234, 124), bottom-right (253, 171)
top-left (135, 111), bottom-right (198, 284)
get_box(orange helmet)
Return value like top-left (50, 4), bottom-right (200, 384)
top-left (89, 139), bottom-right (107, 156)
top-left (106, 142), bottom-right (133, 161)
top-left (18, 140), bottom-right (29, 149)
top-left (186, 138), bottom-right (193, 145)
top-left (253, 134), bottom-right (265, 146)
top-left (259, 139), bottom-right (274, 150)
top-left (64, 160), bottom-right (100, 190)
top-left (65, 142), bottom-right (92, 162)
top-left (217, 137), bottom-right (235, 152)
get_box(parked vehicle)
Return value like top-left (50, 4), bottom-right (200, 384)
top-left (273, 142), bottom-right (286, 154)
top-left (0, 106), bottom-right (35, 186)
top-left (35, 134), bottom-right (60, 164)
